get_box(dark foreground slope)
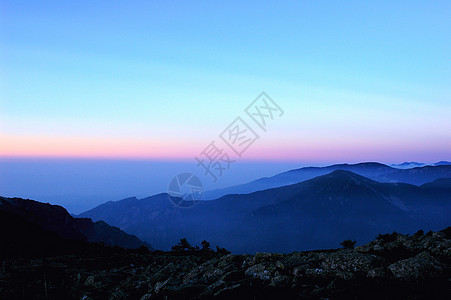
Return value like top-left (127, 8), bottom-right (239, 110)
top-left (0, 196), bottom-right (151, 253)
top-left (80, 171), bottom-right (451, 253)
top-left (1, 228), bottom-right (449, 299)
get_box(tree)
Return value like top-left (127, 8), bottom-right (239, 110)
top-left (201, 240), bottom-right (211, 251)
top-left (376, 232), bottom-right (398, 243)
top-left (414, 229), bottom-right (424, 238)
top-left (216, 246), bottom-right (231, 255)
top-left (171, 238), bottom-right (194, 252)
top-left (340, 240), bottom-right (356, 249)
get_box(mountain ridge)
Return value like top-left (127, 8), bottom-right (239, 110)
top-left (80, 170), bottom-right (451, 253)
top-left (0, 196), bottom-right (151, 250)
top-left (201, 163), bottom-right (451, 200)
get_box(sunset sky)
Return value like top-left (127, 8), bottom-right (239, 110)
top-left (1, 0), bottom-right (450, 163)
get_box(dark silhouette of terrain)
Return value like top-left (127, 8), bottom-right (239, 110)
top-left (202, 163), bottom-right (451, 199)
top-left (0, 196), bottom-right (151, 256)
top-left (80, 170), bottom-right (451, 253)
top-left (0, 225), bottom-right (449, 299)
top-left (0, 186), bottom-right (449, 299)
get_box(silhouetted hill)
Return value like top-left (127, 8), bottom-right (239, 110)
top-left (0, 209), bottom-right (108, 259)
top-left (1, 228), bottom-right (449, 299)
top-left (0, 197), bottom-right (151, 252)
top-left (421, 177), bottom-right (451, 190)
top-left (202, 163), bottom-right (451, 200)
top-left (80, 171), bottom-right (451, 253)
top-left (434, 161), bottom-right (451, 166)
top-left (391, 161), bottom-right (426, 169)
top-left (376, 165), bottom-right (451, 185)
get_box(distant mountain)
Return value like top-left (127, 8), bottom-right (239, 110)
top-left (80, 171), bottom-right (451, 253)
top-left (0, 197), bottom-right (151, 250)
top-left (391, 162), bottom-right (426, 169)
top-left (375, 165), bottom-right (451, 185)
top-left (202, 162), bottom-right (396, 200)
top-left (390, 161), bottom-right (451, 168)
top-left (434, 161), bottom-right (451, 166)
top-left (202, 163), bottom-right (451, 199)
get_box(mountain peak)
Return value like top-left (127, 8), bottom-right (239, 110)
top-left (310, 169), bottom-right (374, 185)
top-left (434, 161), bottom-right (451, 166)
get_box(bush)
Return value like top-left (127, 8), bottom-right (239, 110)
top-left (171, 239), bottom-right (230, 256)
top-left (201, 240), bottom-right (211, 251)
top-left (171, 238), bottom-right (195, 252)
top-left (216, 246), bottom-right (231, 255)
top-left (376, 232), bottom-right (398, 243)
top-left (414, 229), bottom-right (424, 238)
top-left (340, 240), bottom-right (356, 249)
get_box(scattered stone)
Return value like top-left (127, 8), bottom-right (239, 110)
top-left (1, 228), bottom-right (449, 299)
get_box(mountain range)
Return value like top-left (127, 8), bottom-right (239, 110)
top-left (80, 168), bottom-right (451, 253)
top-left (202, 163), bottom-right (451, 200)
top-left (391, 162), bottom-right (426, 169)
top-left (391, 161), bottom-right (451, 169)
top-left (0, 196), bottom-right (151, 258)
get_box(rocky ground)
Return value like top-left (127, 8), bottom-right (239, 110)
top-left (1, 229), bottom-right (450, 299)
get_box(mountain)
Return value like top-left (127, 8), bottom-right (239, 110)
top-left (434, 161), bottom-right (451, 166)
top-left (202, 162), bottom-right (397, 200)
top-left (80, 171), bottom-right (451, 253)
top-left (390, 161), bottom-right (451, 168)
top-left (421, 177), bottom-right (451, 190)
top-left (375, 165), bottom-right (451, 185)
top-left (202, 163), bottom-right (451, 200)
top-left (391, 162), bottom-right (426, 169)
top-left (0, 197), bottom-right (151, 251)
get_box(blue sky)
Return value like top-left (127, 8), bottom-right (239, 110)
top-left (0, 1), bottom-right (450, 211)
top-left (1, 1), bottom-right (450, 162)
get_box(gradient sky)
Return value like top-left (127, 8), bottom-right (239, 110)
top-left (1, 0), bottom-right (450, 163)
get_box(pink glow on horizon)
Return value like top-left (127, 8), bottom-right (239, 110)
top-left (1, 134), bottom-right (449, 163)
top-left (0, 135), bottom-right (202, 159)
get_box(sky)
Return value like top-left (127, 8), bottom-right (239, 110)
top-left (0, 1), bottom-right (450, 212)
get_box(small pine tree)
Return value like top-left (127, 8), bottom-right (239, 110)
top-left (201, 240), bottom-right (211, 251)
top-left (171, 238), bottom-right (194, 252)
top-left (340, 240), bottom-right (356, 249)
top-left (414, 229), bottom-right (424, 238)
top-left (376, 232), bottom-right (398, 243)
top-left (216, 246), bottom-right (231, 255)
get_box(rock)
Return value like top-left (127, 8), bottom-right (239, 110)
top-left (321, 251), bottom-right (385, 275)
top-left (292, 266), bottom-right (306, 277)
top-left (149, 263), bottom-right (176, 283)
top-left (2, 228), bottom-right (449, 299)
top-left (367, 267), bottom-right (387, 278)
top-left (275, 260), bottom-right (285, 269)
top-left (270, 275), bottom-right (289, 286)
top-left (214, 283), bottom-right (241, 297)
top-left (153, 277), bottom-right (181, 294)
top-left (220, 270), bottom-right (244, 282)
top-left (202, 280), bottom-right (226, 296)
top-left (245, 264), bottom-right (272, 281)
top-left (388, 251), bottom-right (444, 280)
top-left (84, 275), bottom-right (96, 287)
top-left (305, 268), bottom-right (325, 276)
top-left (139, 294), bottom-right (152, 300)
top-left (253, 252), bottom-right (283, 265)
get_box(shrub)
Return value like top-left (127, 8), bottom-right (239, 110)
top-left (376, 232), bottom-right (398, 243)
top-left (340, 240), bottom-right (356, 249)
top-left (216, 246), bottom-right (231, 255)
top-left (414, 229), bottom-right (424, 238)
top-left (201, 240), bottom-right (211, 251)
top-left (171, 238), bottom-right (195, 252)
